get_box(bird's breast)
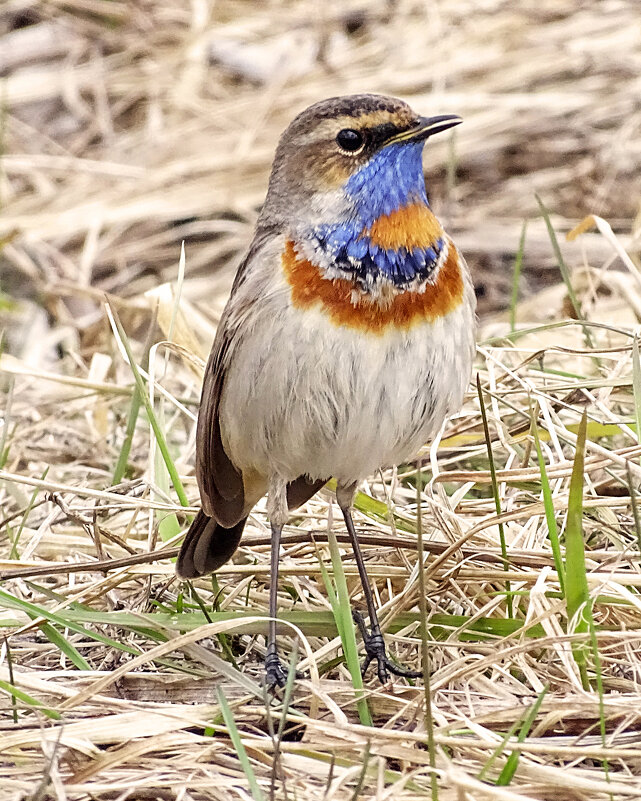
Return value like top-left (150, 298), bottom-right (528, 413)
top-left (282, 234), bottom-right (466, 335)
top-left (364, 201), bottom-right (443, 251)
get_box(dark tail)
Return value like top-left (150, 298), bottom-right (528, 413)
top-left (176, 476), bottom-right (327, 579)
top-left (176, 510), bottom-right (246, 579)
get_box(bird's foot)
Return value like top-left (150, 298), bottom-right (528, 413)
top-left (353, 610), bottom-right (423, 683)
top-left (264, 643), bottom-right (305, 689)
top-left (264, 644), bottom-right (289, 689)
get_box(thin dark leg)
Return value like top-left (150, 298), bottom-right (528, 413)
top-left (264, 520), bottom-right (288, 689)
top-left (336, 484), bottom-right (423, 683)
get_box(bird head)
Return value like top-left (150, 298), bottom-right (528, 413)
top-left (260, 94), bottom-right (461, 228)
top-left (260, 94), bottom-right (461, 294)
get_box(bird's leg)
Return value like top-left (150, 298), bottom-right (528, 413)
top-left (264, 479), bottom-right (290, 689)
top-left (336, 483), bottom-right (423, 683)
top-left (264, 519), bottom-right (289, 688)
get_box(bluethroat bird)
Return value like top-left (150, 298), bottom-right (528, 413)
top-left (177, 94), bottom-right (476, 687)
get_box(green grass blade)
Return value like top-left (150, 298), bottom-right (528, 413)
top-left (535, 195), bottom-right (594, 349)
top-left (10, 467), bottom-right (48, 559)
top-left (496, 684), bottom-right (548, 785)
top-left (628, 465), bottom-right (641, 552)
top-left (112, 365), bottom-right (144, 486)
top-left (416, 461), bottom-right (438, 801)
top-left (530, 404), bottom-right (565, 595)
top-left (478, 718), bottom-right (522, 781)
top-left (265, 641), bottom-right (301, 794)
top-left (631, 337), bottom-right (641, 564)
top-left (5, 639), bottom-right (17, 723)
top-left (350, 740), bottom-right (371, 801)
top-left (154, 417), bottom-right (182, 542)
top-left (27, 618), bottom-right (91, 670)
top-left (510, 219), bottom-right (528, 332)
top-left (107, 304), bottom-right (189, 508)
top-left (51, 606), bottom-right (548, 641)
top-left (476, 374), bottom-right (513, 617)
top-left (536, 194), bottom-right (580, 317)
top-left (326, 530), bottom-right (372, 726)
top-left (190, 580), bottom-right (240, 670)
top-left (112, 385), bottom-right (142, 485)
top-left (217, 687), bottom-right (266, 801)
top-left (276, 641), bottom-right (299, 740)
top-left (564, 411), bottom-right (590, 689)
top-left (316, 544), bottom-right (340, 626)
top-left (587, 602), bottom-right (610, 784)
top-left (0, 678), bottom-right (62, 720)
top-left (632, 335), bottom-right (641, 455)
top-left (0, 587), bottom-right (142, 656)
top-left (112, 311), bottom-right (156, 485)
top-left (0, 373), bottom-right (14, 469)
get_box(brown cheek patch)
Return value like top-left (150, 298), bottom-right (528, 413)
top-left (320, 158), bottom-right (352, 189)
top-left (289, 146), bottom-right (352, 191)
top-left (365, 202), bottom-right (443, 251)
top-left (283, 240), bottom-right (464, 334)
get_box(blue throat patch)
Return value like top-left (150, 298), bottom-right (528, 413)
top-left (306, 143), bottom-right (444, 291)
top-left (345, 142), bottom-right (428, 224)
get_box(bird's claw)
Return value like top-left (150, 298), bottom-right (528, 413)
top-left (353, 610), bottom-right (423, 682)
top-left (264, 644), bottom-right (304, 689)
top-left (264, 645), bottom-right (288, 689)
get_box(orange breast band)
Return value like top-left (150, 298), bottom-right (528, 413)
top-left (283, 239), bottom-right (464, 335)
top-left (365, 202), bottom-right (443, 251)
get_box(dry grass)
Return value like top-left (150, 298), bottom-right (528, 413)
top-left (1, 1), bottom-right (641, 799)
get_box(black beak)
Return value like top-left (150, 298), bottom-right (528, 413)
top-left (386, 114), bottom-right (462, 145)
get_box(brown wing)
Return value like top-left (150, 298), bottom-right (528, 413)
top-left (195, 348), bottom-right (244, 527)
top-left (195, 228), bottom-right (277, 528)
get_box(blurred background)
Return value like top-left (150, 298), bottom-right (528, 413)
top-left (1, 0), bottom-right (639, 368)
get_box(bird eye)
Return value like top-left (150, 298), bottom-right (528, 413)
top-left (336, 128), bottom-right (364, 153)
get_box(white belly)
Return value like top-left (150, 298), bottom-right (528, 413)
top-left (219, 297), bottom-right (475, 485)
